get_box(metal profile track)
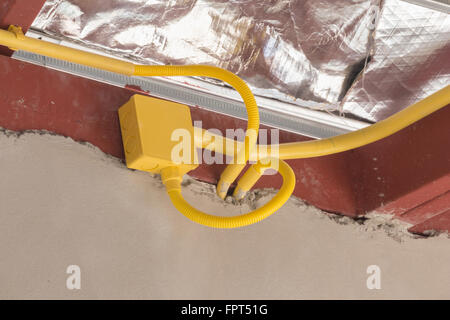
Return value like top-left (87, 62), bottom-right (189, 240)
top-left (12, 30), bottom-right (371, 139)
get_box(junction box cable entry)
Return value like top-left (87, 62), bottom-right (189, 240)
top-left (1, 25), bottom-right (448, 229)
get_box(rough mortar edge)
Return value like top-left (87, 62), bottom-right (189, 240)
top-left (1, 127), bottom-right (448, 241)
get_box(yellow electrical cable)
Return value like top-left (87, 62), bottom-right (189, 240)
top-left (160, 159), bottom-right (295, 229)
top-left (194, 85), bottom-right (449, 198)
top-left (133, 65), bottom-right (295, 228)
top-left (195, 85), bottom-right (450, 161)
top-left (1, 26), bottom-right (449, 229)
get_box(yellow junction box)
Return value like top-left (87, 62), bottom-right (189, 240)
top-left (118, 95), bottom-right (198, 176)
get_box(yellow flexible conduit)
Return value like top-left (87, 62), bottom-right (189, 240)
top-left (195, 85), bottom-right (450, 160)
top-left (1, 26), bottom-right (449, 229)
top-left (161, 160), bottom-right (295, 229)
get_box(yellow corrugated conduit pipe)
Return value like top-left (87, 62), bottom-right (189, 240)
top-left (161, 160), bottom-right (295, 229)
top-left (1, 26), bottom-right (449, 229)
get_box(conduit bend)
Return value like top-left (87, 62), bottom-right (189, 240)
top-left (161, 160), bottom-right (295, 229)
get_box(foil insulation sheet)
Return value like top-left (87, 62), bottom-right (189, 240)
top-left (31, 0), bottom-right (449, 122)
top-left (31, 1), bottom-right (375, 110)
top-left (342, 0), bottom-right (450, 121)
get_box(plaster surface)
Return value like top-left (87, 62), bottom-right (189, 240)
top-left (0, 131), bottom-right (448, 299)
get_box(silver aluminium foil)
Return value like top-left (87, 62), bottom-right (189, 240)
top-left (342, 0), bottom-right (450, 121)
top-left (32, 0), bottom-right (449, 122)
